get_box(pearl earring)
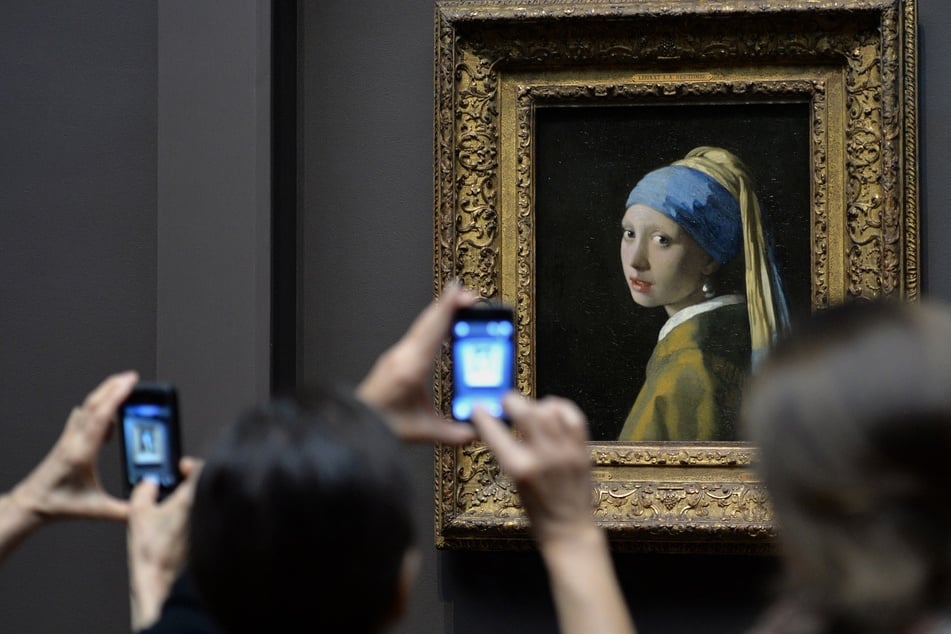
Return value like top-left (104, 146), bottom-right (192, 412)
top-left (701, 277), bottom-right (716, 299)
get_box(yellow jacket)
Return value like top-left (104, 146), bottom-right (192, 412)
top-left (617, 301), bottom-right (751, 441)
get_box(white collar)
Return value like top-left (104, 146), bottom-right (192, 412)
top-left (657, 294), bottom-right (746, 343)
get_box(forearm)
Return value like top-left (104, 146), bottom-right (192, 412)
top-left (540, 526), bottom-right (636, 634)
top-left (129, 561), bottom-right (175, 631)
top-left (0, 486), bottom-right (45, 563)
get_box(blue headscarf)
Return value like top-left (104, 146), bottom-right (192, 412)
top-left (625, 164), bottom-right (741, 265)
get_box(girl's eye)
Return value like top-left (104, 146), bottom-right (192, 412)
top-left (653, 234), bottom-right (671, 246)
top-left (622, 229), bottom-right (635, 239)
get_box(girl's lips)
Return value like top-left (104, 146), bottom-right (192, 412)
top-left (629, 278), bottom-right (652, 293)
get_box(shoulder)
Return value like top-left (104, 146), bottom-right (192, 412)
top-left (693, 301), bottom-right (749, 338)
top-left (662, 302), bottom-right (751, 361)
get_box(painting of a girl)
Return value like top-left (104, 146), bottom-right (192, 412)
top-left (616, 146), bottom-right (789, 441)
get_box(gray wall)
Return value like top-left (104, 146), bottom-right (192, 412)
top-left (0, 1), bottom-right (269, 632)
top-left (0, 3), bottom-right (156, 632)
top-left (1, 1), bottom-right (951, 633)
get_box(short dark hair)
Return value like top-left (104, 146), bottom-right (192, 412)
top-left (189, 387), bottom-right (415, 634)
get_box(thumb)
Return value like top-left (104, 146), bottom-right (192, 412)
top-left (129, 478), bottom-right (159, 514)
top-left (471, 404), bottom-right (529, 474)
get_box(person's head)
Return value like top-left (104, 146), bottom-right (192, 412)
top-left (743, 300), bottom-right (951, 631)
top-left (189, 387), bottom-right (417, 634)
top-left (620, 146), bottom-right (753, 315)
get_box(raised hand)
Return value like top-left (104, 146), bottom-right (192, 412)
top-left (472, 393), bottom-right (636, 634)
top-left (357, 282), bottom-right (479, 445)
top-left (0, 371), bottom-right (140, 563)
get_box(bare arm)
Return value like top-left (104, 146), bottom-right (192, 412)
top-left (0, 371), bottom-right (138, 563)
top-left (537, 524), bottom-right (634, 634)
top-left (472, 394), bottom-right (636, 634)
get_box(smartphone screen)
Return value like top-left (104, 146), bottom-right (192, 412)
top-left (451, 305), bottom-right (515, 421)
top-left (118, 383), bottom-right (182, 498)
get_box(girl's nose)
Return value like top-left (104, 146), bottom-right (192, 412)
top-left (626, 238), bottom-right (648, 270)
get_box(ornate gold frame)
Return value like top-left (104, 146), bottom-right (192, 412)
top-left (433, 0), bottom-right (919, 551)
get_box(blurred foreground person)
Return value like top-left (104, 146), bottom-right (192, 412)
top-left (745, 300), bottom-right (951, 634)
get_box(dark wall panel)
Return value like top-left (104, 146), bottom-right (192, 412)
top-left (156, 0), bottom-right (272, 457)
top-left (297, 7), bottom-right (448, 629)
top-left (0, 2), bottom-right (157, 633)
top-left (920, 1), bottom-right (951, 296)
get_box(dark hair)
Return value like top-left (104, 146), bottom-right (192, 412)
top-left (743, 300), bottom-right (951, 633)
top-left (188, 387), bottom-right (415, 634)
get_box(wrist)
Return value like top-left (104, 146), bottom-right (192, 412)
top-left (355, 346), bottom-right (411, 415)
top-left (538, 521), bottom-right (607, 563)
top-left (537, 522), bottom-right (635, 634)
top-left (130, 576), bottom-right (167, 631)
top-left (0, 486), bottom-right (47, 561)
top-left (129, 559), bottom-right (177, 630)
top-left (7, 481), bottom-right (47, 530)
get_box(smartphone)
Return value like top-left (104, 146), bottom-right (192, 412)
top-left (118, 382), bottom-right (183, 499)
top-left (451, 304), bottom-right (516, 422)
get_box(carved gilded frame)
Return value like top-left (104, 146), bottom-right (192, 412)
top-left (433, 0), bottom-right (919, 551)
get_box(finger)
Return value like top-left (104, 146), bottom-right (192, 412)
top-left (176, 457), bottom-right (203, 494)
top-left (78, 371), bottom-right (139, 443)
top-left (65, 372), bottom-right (133, 434)
top-left (505, 394), bottom-right (589, 446)
top-left (84, 371), bottom-right (138, 412)
top-left (82, 374), bottom-right (124, 410)
top-left (164, 474), bottom-right (198, 510)
top-left (82, 372), bottom-right (139, 441)
top-left (428, 420), bottom-right (478, 446)
top-left (526, 397), bottom-right (586, 445)
top-left (88, 495), bottom-right (132, 522)
top-left (130, 478), bottom-right (160, 512)
top-left (400, 283), bottom-right (479, 360)
top-left (392, 413), bottom-right (478, 446)
top-left (93, 371), bottom-right (139, 419)
top-left (471, 405), bottom-right (530, 473)
top-left (178, 457), bottom-right (204, 479)
top-left (517, 399), bottom-right (562, 448)
top-left (508, 400), bottom-right (571, 461)
top-left (547, 396), bottom-right (590, 443)
top-left (500, 392), bottom-right (543, 439)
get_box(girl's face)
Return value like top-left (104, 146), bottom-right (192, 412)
top-left (620, 204), bottom-right (719, 316)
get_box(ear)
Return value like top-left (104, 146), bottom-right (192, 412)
top-left (385, 548), bottom-right (421, 628)
top-left (702, 255), bottom-right (720, 276)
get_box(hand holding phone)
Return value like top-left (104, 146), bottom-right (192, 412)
top-left (451, 304), bottom-right (516, 422)
top-left (118, 383), bottom-right (183, 499)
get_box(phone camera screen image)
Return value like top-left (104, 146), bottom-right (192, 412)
top-left (119, 384), bottom-right (182, 496)
top-left (452, 308), bottom-right (515, 421)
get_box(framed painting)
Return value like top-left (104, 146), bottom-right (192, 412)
top-left (433, 0), bottom-right (919, 551)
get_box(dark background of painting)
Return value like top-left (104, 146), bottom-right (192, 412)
top-left (535, 102), bottom-right (812, 440)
